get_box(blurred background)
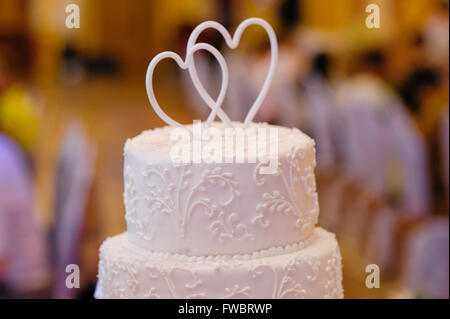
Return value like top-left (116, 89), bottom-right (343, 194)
top-left (0, 0), bottom-right (448, 299)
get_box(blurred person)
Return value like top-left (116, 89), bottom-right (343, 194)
top-left (300, 52), bottom-right (339, 169)
top-left (251, 38), bottom-right (304, 127)
top-left (0, 45), bottom-right (49, 297)
top-left (247, 0), bottom-right (304, 126)
top-left (225, 51), bottom-right (258, 121)
top-left (335, 49), bottom-right (431, 215)
top-left (399, 66), bottom-right (448, 211)
top-left (397, 2), bottom-right (449, 141)
top-left (0, 133), bottom-right (50, 297)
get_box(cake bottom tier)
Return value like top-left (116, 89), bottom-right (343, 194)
top-left (97, 227), bottom-right (343, 299)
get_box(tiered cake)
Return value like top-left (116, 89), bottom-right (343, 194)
top-left (96, 123), bottom-right (343, 298)
top-left (96, 17), bottom-right (343, 299)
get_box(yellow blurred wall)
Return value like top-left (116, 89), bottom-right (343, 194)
top-left (10, 0), bottom-right (440, 80)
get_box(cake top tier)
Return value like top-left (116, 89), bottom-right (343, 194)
top-left (124, 123), bottom-right (320, 256)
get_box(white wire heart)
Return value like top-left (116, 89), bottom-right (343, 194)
top-left (187, 17), bottom-right (278, 128)
top-left (145, 42), bottom-right (229, 135)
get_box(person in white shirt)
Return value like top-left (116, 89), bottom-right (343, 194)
top-left (301, 52), bottom-right (339, 169)
top-left (335, 50), bottom-right (431, 216)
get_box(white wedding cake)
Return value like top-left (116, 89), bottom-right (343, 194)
top-left (96, 18), bottom-right (343, 299)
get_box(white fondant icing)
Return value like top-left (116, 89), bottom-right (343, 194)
top-left (124, 122), bottom-right (319, 255)
top-left (97, 228), bottom-right (343, 299)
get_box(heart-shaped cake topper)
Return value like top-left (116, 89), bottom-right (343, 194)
top-left (146, 42), bottom-right (229, 135)
top-left (187, 17), bottom-right (278, 128)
